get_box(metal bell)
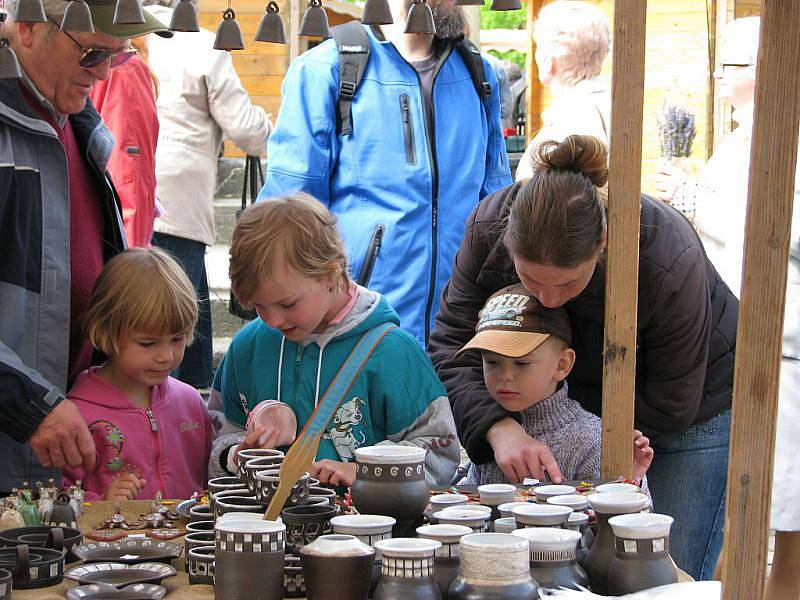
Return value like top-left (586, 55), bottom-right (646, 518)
top-left (298, 0), bottom-right (329, 39)
top-left (454, 0), bottom-right (484, 6)
top-left (404, 0), bottom-right (435, 35)
top-left (13, 0), bottom-right (46, 23)
top-left (213, 7), bottom-right (244, 51)
top-left (255, 1), bottom-right (285, 44)
top-left (489, 0), bottom-right (521, 10)
top-left (361, 0), bottom-right (392, 26)
top-left (169, 0), bottom-right (200, 32)
top-left (60, 0), bottom-right (94, 33)
top-left (113, 0), bottom-right (145, 25)
top-left (0, 39), bottom-right (22, 79)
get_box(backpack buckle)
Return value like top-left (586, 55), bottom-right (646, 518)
top-left (482, 82), bottom-right (492, 97)
top-left (339, 80), bottom-right (357, 100)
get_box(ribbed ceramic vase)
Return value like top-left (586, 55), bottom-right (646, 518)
top-left (607, 513), bottom-right (678, 594)
top-left (373, 538), bottom-right (442, 600)
top-left (512, 527), bottom-right (588, 591)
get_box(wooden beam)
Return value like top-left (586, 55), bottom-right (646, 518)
top-left (289, 0), bottom-right (301, 61)
top-left (712, 0), bottom-right (735, 153)
top-left (722, 2), bottom-right (800, 598)
top-left (524, 0), bottom-right (545, 145)
top-left (600, 0), bottom-right (647, 479)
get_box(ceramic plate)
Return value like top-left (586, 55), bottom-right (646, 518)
top-left (66, 582), bottom-right (167, 599)
top-left (73, 538), bottom-right (182, 564)
top-left (176, 498), bottom-right (198, 519)
top-left (65, 562), bottom-right (177, 587)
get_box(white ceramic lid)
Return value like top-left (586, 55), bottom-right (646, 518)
top-left (330, 514), bottom-right (396, 534)
top-left (300, 534), bottom-right (375, 557)
top-left (215, 519), bottom-right (285, 534)
top-left (430, 494), bottom-right (469, 506)
top-left (433, 508), bottom-right (491, 523)
top-left (217, 512), bottom-right (264, 522)
top-left (587, 492), bottom-right (650, 514)
top-left (460, 533), bottom-right (529, 553)
top-left (416, 524), bottom-right (472, 542)
top-left (608, 513), bottom-right (674, 539)
top-left (568, 511), bottom-right (589, 525)
top-left (440, 504), bottom-right (492, 516)
top-left (493, 517), bottom-right (519, 533)
top-left (547, 494), bottom-right (589, 511)
top-left (595, 483), bottom-right (639, 494)
top-left (511, 527), bottom-right (581, 551)
top-left (373, 538), bottom-right (441, 557)
top-left (512, 503), bottom-right (572, 524)
top-left (354, 445), bottom-right (426, 464)
top-left (478, 483), bottom-right (516, 496)
top-left (533, 484), bottom-right (577, 498)
top-left (498, 502), bottom-right (532, 517)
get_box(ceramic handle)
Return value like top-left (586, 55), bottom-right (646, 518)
top-left (15, 544), bottom-right (29, 576)
top-left (46, 527), bottom-right (64, 552)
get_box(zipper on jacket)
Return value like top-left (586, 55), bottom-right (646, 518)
top-left (356, 224), bottom-right (385, 287)
top-left (399, 94), bottom-right (417, 165)
top-left (145, 408), bottom-right (167, 495)
top-left (145, 409), bottom-right (159, 432)
top-left (292, 346), bottom-right (306, 408)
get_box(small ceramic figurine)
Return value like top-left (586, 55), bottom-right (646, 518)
top-left (47, 492), bottom-right (78, 528)
top-left (0, 500), bottom-right (25, 531)
top-left (96, 503), bottom-right (138, 530)
top-left (18, 489), bottom-right (41, 526)
top-left (71, 481), bottom-right (86, 516)
top-left (38, 484), bottom-right (53, 523)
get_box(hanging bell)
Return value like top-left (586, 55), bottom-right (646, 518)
top-left (13, 0), bottom-right (46, 23)
top-left (61, 0), bottom-right (94, 33)
top-left (298, 0), bottom-right (329, 39)
top-left (169, 0), bottom-right (199, 32)
top-left (454, 0), bottom-right (484, 5)
top-left (255, 1), bottom-right (285, 44)
top-left (0, 38), bottom-right (22, 79)
top-left (361, 0), bottom-right (392, 26)
top-left (213, 7), bottom-right (244, 51)
top-left (404, 0), bottom-right (435, 35)
top-left (489, 0), bottom-right (521, 10)
top-left (113, 0), bottom-right (145, 25)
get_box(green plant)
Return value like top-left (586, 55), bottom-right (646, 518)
top-left (487, 48), bottom-right (526, 71)
top-left (479, 0), bottom-right (527, 30)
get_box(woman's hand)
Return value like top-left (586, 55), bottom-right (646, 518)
top-left (486, 418), bottom-right (564, 483)
top-left (632, 429), bottom-right (654, 482)
top-left (310, 460), bottom-right (358, 487)
top-left (104, 473), bottom-right (146, 501)
top-left (654, 163), bottom-right (687, 203)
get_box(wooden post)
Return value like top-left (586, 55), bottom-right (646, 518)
top-left (524, 0), bottom-right (545, 144)
top-left (712, 0), bottom-right (735, 153)
top-left (722, 2), bottom-right (800, 598)
top-left (600, 0), bottom-right (647, 480)
top-left (289, 0), bottom-right (301, 60)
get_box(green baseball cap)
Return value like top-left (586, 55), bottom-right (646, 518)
top-left (42, 0), bottom-right (173, 38)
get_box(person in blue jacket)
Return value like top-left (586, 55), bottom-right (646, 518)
top-left (259, 0), bottom-right (513, 345)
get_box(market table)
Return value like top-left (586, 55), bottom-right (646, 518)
top-left (13, 500), bottom-right (213, 600)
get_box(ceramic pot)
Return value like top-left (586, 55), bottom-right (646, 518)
top-left (188, 545), bottom-right (215, 585)
top-left (0, 525), bottom-right (83, 563)
top-left (301, 534), bottom-right (375, 600)
top-left (565, 512), bottom-right (591, 564)
top-left (432, 508), bottom-right (490, 533)
top-left (184, 531), bottom-right (215, 573)
top-left (186, 520), bottom-right (214, 535)
top-left (253, 469), bottom-right (311, 509)
top-left (547, 494), bottom-right (589, 512)
top-left (429, 494), bottom-right (469, 514)
top-left (235, 448), bottom-right (285, 483)
top-left (493, 517), bottom-right (518, 534)
top-left (281, 504), bottom-right (337, 553)
top-left (607, 513), bottom-right (678, 594)
top-left (208, 477), bottom-right (247, 512)
top-left (308, 486), bottom-right (337, 506)
top-left (512, 527), bottom-right (588, 590)
top-left (242, 456), bottom-right (285, 494)
top-left (0, 543), bottom-right (65, 589)
top-left (214, 495), bottom-right (266, 519)
top-left (448, 533), bottom-right (539, 600)
top-left (214, 519), bottom-right (286, 600)
top-left (373, 538), bottom-right (441, 600)
top-left (582, 492), bottom-right (650, 594)
top-left (532, 484), bottom-right (576, 503)
top-left (477, 484), bottom-right (516, 523)
top-left (330, 514), bottom-right (395, 597)
top-left (595, 483), bottom-right (639, 494)
top-left (498, 502), bottom-right (531, 519)
top-left (512, 504), bottom-right (572, 529)
top-left (284, 555), bottom-right (306, 598)
top-left (189, 504), bottom-right (214, 523)
top-left (0, 568), bottom-right (10, 600)
top-left (417, 524), bottom-right (472, 599)
top-left (351, 446), bottom-right (429, 537)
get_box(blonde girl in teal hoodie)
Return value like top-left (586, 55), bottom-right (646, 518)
top-left (208, 193), bottom-right (460, 487)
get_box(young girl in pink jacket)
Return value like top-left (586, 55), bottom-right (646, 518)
top-left (62, 248), bottom-right (212, 501)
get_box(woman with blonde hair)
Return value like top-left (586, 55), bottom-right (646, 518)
top-left (430, 134), bottom-right (739, 581)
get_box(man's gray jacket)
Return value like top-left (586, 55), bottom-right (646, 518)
top-left (0, 78), bottom-right (126, 492)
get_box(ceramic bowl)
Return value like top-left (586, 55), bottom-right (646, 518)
top-left (595, 482), bottom-right (640, 494)
top-left (512, 503), bottom-right (573, 528)
top-left (432, 508), bottom-right (491, 532)
top-left (73, 538), bottom-right (182, 565)
top-left (607, 513), bottom-right (674, 540)
top-left (533, 484), bottom-right (577, 502)
top-left (493, 517), bottom-right (519, 534)
top-left (185, 520), bottom-right (214, 535)
top-left (429, 493), bottom-right (469, 513)
top-left (281, 504), bottom-right (337, 553)
top-left (214, 495), bottom-right (266, 518)
top-left (497, 501), bottom-right (532, 519)
top-left (586, 492), bottom-right (650, 515)
top-left (65, 562), bottom-right (177, 587)
top-left (547, 494), bottom-right (589, 511)
top-left (188, 504), bottom-right (214, 523)
top-left (478, 483), bottom-right (517, 506)
top-left (65, 583), bottom-right (167, 599)
top-left (183, 531), bottom-right (215, 573)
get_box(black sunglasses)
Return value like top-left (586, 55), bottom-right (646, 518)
top-left (48, 17), bottom-right (137, 69)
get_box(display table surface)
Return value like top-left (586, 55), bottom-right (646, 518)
top-left (14, 500), bottom-right (213, 600)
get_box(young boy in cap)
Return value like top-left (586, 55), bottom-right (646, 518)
top-left (458, 284), bottom-right (653, 485)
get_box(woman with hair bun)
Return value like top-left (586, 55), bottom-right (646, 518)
top-left (429, 134), bottom-right (738, 581)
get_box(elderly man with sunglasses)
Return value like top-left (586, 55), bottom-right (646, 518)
top-left (0, 0), bottom-right (171, 494)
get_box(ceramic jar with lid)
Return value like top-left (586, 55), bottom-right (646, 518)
top-left (300, 534), bottom-right (376, 600)
top-left (331, 514), bottom-right (395, 596)
top-left (607, 513), bottom-right (678, 594)
top-left (512, 504), bottom-right (572, 529)
top-left (373, 538), bottom-right (442, 600)
top-left (417, 524), bottom-right (472, 599)
top-left (582, 492), bottom-right (650, 594)
top-left (511, 527), bottom-right (588, 590)
top-left (448, 533), bottom-right (539, 600)
top-left (351, 446), bottom-right (429, 537)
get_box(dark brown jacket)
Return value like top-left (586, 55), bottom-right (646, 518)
top-left (428, 181), bottom-right (738, 464)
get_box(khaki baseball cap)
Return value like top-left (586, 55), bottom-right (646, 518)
top-left (42, 0), bottom-right (173, 38)
top-left (456, 284), bottom-right (572, 359)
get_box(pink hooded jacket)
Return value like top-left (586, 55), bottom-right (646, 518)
top-left (63, 367), bottom-right (212, 501)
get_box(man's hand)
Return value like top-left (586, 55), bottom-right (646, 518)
top-left (29, 399), bottom-right (96, 470)
top-left (632, 429), bottom-right (654, 483)
top-left (104, 473), bottom-right (146, 501)
top-left (486, 418), bottom-right (563, 484)
top-left (310, 460), bottom-right (357, 487)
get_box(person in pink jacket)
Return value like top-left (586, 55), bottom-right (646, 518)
top-left (63, 247), bottom-right (212, 501)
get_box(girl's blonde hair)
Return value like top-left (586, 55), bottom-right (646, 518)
top-left (84, 247), bottom-right (198, 356)
top-left (229, 193), bottom-right (350, 308)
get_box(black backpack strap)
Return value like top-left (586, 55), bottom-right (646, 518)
top-left (454, 38), bottom-right (492, 102)
top-left (331, 21), bottom-right (371, 136)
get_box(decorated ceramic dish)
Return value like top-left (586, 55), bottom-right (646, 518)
top-left (66, 582), bottom-right (167, 599)
top-left (73, 538), bottom-right (182, 565)
top-left (65, 562), bottom-right (177, 587)
top-left (176, 499), bottom-right (198, 520)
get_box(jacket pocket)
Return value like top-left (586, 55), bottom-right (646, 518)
top-left (399, 94), bottom-right (417, 165)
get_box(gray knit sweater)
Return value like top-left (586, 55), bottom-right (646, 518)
top-left (465, 383), bottom-right (601, 485)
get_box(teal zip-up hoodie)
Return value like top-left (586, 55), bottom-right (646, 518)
top-left (209, 287), bottom-right (460, 486)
